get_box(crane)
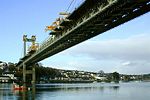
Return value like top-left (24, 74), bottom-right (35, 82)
top-left (45, 12), bottom-right (70, 34)
top-left (23, 35), bottom-right (39, 54)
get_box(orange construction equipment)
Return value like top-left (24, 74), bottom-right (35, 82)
top-left (23, 35), bottom-right (39, 53)
top-left (45, 26), bottom-right (56, 32)
top-left (28, 43), bottom-right (39, 53)
top-left (45, 18), bottom-right (61, 32)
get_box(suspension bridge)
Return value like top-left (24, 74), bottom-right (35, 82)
top-left (15, 0), bottom-right (150, 88)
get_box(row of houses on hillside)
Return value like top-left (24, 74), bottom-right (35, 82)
top-left (53, 70), bottom-right (108, 81)
top-left (0, 72), bottom-right (16, 83)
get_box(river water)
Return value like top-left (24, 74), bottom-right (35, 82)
top-left (0, 82), bottom-right (150, 100)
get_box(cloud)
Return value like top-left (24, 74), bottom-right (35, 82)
top-left (63, 34), bottom-right (150, 61)
top-left (117, 60), bottom-right (150, 74)
top-left (42, 33), bottom-right (150, 74)
top-left (57, 33), bottom-right (150, 74)
top-left (121, 61), bottom-right (132, 66)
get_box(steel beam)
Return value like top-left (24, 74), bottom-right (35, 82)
top-left (16, 0), bottom-right (150, 68)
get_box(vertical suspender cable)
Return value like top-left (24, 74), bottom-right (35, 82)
top-left (66, 0), bottom-right (75, 12)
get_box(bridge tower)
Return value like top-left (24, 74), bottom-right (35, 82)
top-left (23, 35), bottom-right (37, 90)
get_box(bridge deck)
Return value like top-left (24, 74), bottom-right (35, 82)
top-left (17, 0), bottom-right (150, 67)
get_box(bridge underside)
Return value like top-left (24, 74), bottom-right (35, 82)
top-left (17, 0), bottom-right (150, 67)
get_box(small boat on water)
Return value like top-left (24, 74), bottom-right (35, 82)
top-left (13, 83), bottom-right (26, 91)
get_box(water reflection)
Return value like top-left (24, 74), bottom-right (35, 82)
top-left (0, 83), bottom-right (36, 100)
top-left (36, 83), bottom-right (120, 92)
top-left (109, 86), bottom-right (119, 91)
top-left (1, 82), bottom-right (150, 100)
top-left (0, 83), bottom-right (120, 100)
top-left (2, 83), bottom-right (120, 100)
top-left (14, 87), bottom-right (36, 100)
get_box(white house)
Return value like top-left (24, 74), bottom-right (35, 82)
top-left (2, 72), bottom-right (16, 80)
top-left (0, 76), bottom-right (10, 83)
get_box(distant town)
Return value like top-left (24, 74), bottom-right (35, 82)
top-left (0, 61), bottom-right (150, 83)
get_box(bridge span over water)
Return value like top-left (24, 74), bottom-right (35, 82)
top-left (15, 0), bottom-right (150, 87)
top-left (17, 0), bottom-right (150, 67)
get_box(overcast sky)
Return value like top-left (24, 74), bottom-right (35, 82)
top-left (0, 0), bottom-right (149, 74)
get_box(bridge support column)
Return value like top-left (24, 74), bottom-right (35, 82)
top-left (32, 65), bottom-right (36, 89)
top-left (32, 65), bottom-right (36, 100)
top-left (23, 63), bottom-right (26, 89)
top-left (23, 63), bottom-right (36, 91)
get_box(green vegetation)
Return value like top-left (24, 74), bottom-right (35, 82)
top-left (35, 65), bottom-right (61, 82)
top-left (1, 61), bottom-right (150, 83)
top-left (0, 69), bottom-right (2, 75)
top-left (112, 72), bottom-right (120, 82)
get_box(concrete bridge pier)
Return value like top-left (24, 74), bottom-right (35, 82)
top-left (23, 63), bottom-right (36, 91)
top-left (31, 65), bottom-right (36, 100)
top-left (22, 63), bottom-right (36, 99)
top-left (23, 63), bottom-right (26, 89)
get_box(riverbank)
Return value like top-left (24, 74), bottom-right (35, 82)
top-left (39, 80), bottom-right (94, 84)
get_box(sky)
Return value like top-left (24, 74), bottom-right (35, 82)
top-left (0, 0), bottom-right (150, 74)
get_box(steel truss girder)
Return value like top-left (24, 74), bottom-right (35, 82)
top-left (17, 0), bottom-right (150, 67)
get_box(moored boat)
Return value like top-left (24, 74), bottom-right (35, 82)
top-left (13, 83), bottom-right (26, 91)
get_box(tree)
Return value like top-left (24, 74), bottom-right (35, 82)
top-left (98, 70), bottom-right (104, 76)
top-left (8, 63), bottom-right (16, 72)
top-left (0, 68), bottom-right (2, 75)
top-left (123, 75), bottom-right (131, 81)
top-left (112, 72), bottom-right (120, 82)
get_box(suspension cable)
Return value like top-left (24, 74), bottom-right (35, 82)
top-left (66, 0), bottom-right (75, 12)
top-left (70, 0), bottom-right (77, 12)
